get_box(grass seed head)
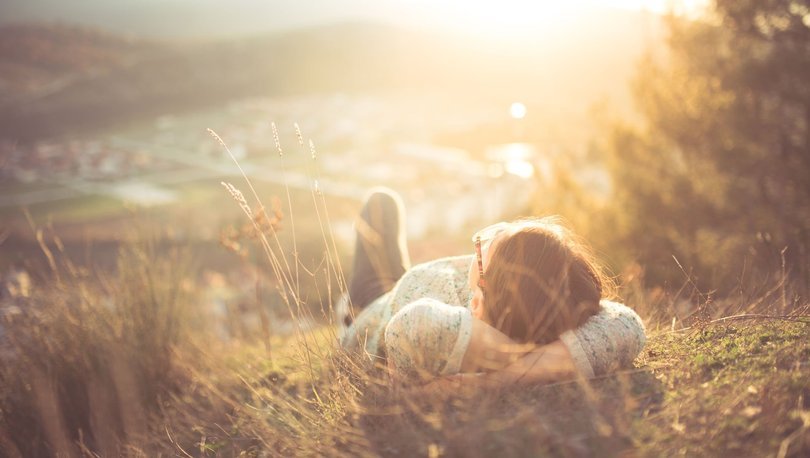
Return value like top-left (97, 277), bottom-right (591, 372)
top-left (206, 128), bottom-right (226, 149)
top-left (271, 121), bottom-right (283, 157)
top-left (309, 139), bottom-right (317, 161)
top-left (221, 181), bottom-right (252, 217)
top-left (294, 122), bottom-right (304, 147)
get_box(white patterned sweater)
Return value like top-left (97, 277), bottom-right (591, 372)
top-left (340, 255), bottom-right (646, 378)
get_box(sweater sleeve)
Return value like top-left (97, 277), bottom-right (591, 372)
top-left (384, 298), bottom-right (473, 379)
top-left (560, 300), bottom-right (646, 377)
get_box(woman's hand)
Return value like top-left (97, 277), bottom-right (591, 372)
top-left (417, 341), bottom-right (579, 395)
top-left (491, 340), bottom-right (578, 384)
top-left (460, 317), bottom-right (579, 384)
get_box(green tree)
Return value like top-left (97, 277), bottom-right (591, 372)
top-left (605, 0), bottom-right (810, 295)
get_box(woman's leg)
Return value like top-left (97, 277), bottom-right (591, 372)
top-left (347, 188), bottom-right (411, 314)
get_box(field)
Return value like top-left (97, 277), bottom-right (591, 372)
top-left (1, 112), bottom-right (808, 456)
top-left (1, 174), bottom-right (808, 456)
top-left (3, 2), bottom-right (810, 455)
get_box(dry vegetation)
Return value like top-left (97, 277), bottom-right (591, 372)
top-left (1, 226), bottom-right (808, 457)
top-left (1, 129), bottom-right (808, 457)
top-left (2, 1), bottom-right (809, 455)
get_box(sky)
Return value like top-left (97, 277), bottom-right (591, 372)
top-left (0, 0), bottom-right (709, 38)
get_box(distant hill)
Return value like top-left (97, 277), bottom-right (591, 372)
top-left (0, 0), bottom-right (391, 39)
top-left (0, 15), bottom-right (664, 141)
top-left (0, 23), bottom-right (160, 99)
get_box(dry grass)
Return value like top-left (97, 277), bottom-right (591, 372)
top-left (3, 255), bottom-right (808, 456)
top-left (1, 128), bottom-right (809, 457)
top-left (0, 227), bottom-right (202, 456)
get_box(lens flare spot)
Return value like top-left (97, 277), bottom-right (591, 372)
top-left (509, 102), bottom-right (527, 119)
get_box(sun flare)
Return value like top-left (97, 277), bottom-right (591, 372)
top-left (424, 1), bottom-right (583, 37)
top-left (602, 0), bottom-right (709, 15)
top-left (410, 0), bottom-right (709, 38)
top-left (510, 102), bottom-right (527, 119)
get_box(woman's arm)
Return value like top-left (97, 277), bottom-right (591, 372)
top-left (418, 341), bottom-right (576, 395)
top-left (459, 318), bottom-right (579, 382)
top-left (385, 298), bottom-right (645, 383)
top-left (458, 300), bottom-right (646, 383)
top-left (566, 300), bottom-right (646, 376)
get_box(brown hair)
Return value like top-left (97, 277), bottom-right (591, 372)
top-left (481, 217), bottom-right (612, 345)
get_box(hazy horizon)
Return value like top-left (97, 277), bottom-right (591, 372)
top-left (0, 0), bottom-right (704, 40)
top-left (0, 1), bottom-right (678, 144)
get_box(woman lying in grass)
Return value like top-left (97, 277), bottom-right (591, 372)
top-left (339, 188), bottom-right (645, 384)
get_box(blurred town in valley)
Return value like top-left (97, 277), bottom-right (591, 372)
top-left (1, 0), bottom-right (691, 333)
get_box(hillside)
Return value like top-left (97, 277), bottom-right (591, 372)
top-left (0, 24), bottom-right (160, 101)
top-left (0, 0), bottom-right (384, 39)
top-left (0, 15), bottom-right (660, 141)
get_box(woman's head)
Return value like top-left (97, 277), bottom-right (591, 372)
top-left (468, 217), bottom-right (611, 345)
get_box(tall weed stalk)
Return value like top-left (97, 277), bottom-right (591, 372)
top-left (0, 224), bottom-right (201, 456)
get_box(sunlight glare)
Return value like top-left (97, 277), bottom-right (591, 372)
top-left (505, 160), bottom-right (535, 179)
top-left (603, 0), bottom-right (709, 15)
top-left (420, 0), bottom-right (583, 38)
top-left (408, 0), bottom-right (709, 37)
top-left (487, 143), bottom-right (536, 179)
top-left (510, 102), bottom-right (527, 119)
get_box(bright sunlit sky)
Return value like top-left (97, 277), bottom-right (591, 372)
top-left (405, 0), bottom-right (709, 38)
top-left (408, 0), bottom-right (708, 25)
top-left (0, 0), bottom-right (710, 39)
